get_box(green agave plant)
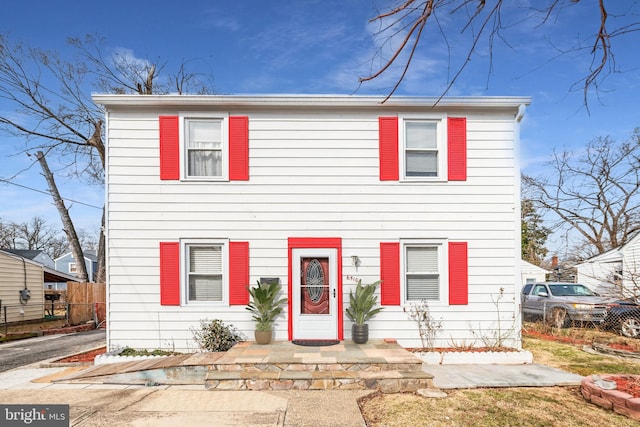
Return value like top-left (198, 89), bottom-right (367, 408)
top-left (345, 280), bottom-right (384, 325)
top-left (246, 281), bottom-right (288, 332)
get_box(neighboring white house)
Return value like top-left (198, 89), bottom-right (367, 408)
top-left (521, 260), bottom-right (549, 284)
top-left (576, 233), bottom-right (640, 297)
top-left (95, 94), bottom-right (530, 352)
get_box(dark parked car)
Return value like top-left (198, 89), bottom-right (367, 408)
top-left (603, 300), bottom-right (640, 338)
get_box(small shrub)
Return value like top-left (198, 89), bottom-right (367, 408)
top-left (403, 300), bottom-right (442, 350)
top-left (120, 347), bottom-right (180, 356)
top-left (469, 287), bottom-right (517, 350)
top-left (191, 319), bottom-right (244, 352)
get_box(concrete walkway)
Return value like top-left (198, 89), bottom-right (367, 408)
top-left (426, 363), bottom-right (584, 389)
top-left (0, 361), bottom-right (584, 426)
top-left (0, 336), bottom-right (586, 426)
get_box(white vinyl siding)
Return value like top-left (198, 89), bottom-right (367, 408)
top-left (187, 245), bottom-right (223, 302)
top-left (102, 97), bottom-right (525, 351)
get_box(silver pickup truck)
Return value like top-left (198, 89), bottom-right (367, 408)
top-left (521, 282), bottom-right (610, 328)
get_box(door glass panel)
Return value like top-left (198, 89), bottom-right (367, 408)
top-left (300, 257), bottom-right (330, 315)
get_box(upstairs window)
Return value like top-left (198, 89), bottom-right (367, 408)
top-left (159, 115), bottom-right (248, 181)
top-left (186, 119), bottom-right (223, 178)
top-left (379, 116), bottom-right (466, 182)
top-left (405, 121), bottom-right (438, 177)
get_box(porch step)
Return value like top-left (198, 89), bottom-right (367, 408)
top-left (204, 366), bottom-right (434, 392)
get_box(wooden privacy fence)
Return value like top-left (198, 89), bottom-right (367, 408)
top-left (66, 282), bottom-right (106, 326)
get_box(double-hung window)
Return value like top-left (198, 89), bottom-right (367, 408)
top-left (379, 115), bottom-right (465, 182)
top-left (405, 121), bottom-right (438, 177)
top-left (186, 119), bottom-right (223, 178)
top-left (400, 116), bottom-right (446, 180)
top-left (159, 113), bottom-right (248, 181)
top-left (404, 243), bottom-right (445, 302)
top-left (186, 244), bottom-right (224, 302)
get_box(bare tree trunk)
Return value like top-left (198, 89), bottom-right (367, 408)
top-left (36, 151), bottom-right (88, 282)
top-left (95, 208), bottom-right (106, 283)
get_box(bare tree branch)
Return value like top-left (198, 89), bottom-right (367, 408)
top-left (523, 128), bottom-right (640, 258)
top-left (362, 0), bottom-right (640, 106)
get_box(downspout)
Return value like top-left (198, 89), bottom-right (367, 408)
top-left (514, 103), bottom-right (527, 349)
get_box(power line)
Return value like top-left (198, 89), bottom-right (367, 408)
top-left (0, 177), bottom-right (103, 209)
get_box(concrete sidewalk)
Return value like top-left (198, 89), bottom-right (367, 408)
top-left (0, 362), bottom-right (584, 426)
top-left (425, 363), bottom-right (584, 389)
top-left (0, 369), bottom-right (368, 426)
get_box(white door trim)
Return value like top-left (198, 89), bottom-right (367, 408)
top-left (292, 248), bottom-right (338, 340)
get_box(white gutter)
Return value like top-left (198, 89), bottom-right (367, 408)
top-left (92, 94), bottom-right (532, 109)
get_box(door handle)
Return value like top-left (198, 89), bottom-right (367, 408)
top-left (333, 289), bottom-right (336, 298)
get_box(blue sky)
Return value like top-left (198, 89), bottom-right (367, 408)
top-left (0, 0), bottom-right (639, 256)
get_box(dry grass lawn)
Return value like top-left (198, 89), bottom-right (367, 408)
top-left (359, 386), bottom-right (638, 426)
top-left (359, 325), bottom-right (640, 426)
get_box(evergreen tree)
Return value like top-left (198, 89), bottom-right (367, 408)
top-left (521, 199), bottom-right (550, 265)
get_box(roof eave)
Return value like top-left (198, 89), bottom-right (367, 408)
top-left (92, 94), bottom-right (531, 110)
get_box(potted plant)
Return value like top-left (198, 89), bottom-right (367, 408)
top-left (246, 280), bottom-right (287, 344)
top-left (345, 279), bottom-right (384, 344)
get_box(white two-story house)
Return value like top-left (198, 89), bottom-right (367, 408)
top-left (95, 94), bottom-right (530, 352)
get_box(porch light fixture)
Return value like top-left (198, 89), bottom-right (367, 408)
top-left (351, 255), bottom-right (361, 270)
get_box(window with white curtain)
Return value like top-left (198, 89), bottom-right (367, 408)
top-left (187, 245), bottom-right (223, 302)
top-left (405, 244), bottom-right (441, 301)
top-left (186, 119), bottom-right (222, 177)
top-left (404, 120), bottom-right (439, 177)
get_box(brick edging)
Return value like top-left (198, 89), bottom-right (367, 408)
top-left (581, 375), bottom-right (640, 421)
top-left (42, 323), bottom-right (96, 335)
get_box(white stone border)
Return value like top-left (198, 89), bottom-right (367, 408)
top-left (416, 350), bottom-right (533, 365)
top-left (94, 348), bottom-right (165, 365)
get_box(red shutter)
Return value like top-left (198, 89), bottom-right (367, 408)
top-left (160, 242), bottom-right (180, 306)
top-left (380, 242), bottom-right (400, 305)
top-left (229, 116), bottom-right (249, 181)
top-left (159, 116), bottom-right (180, 180)
top-left (229, 241), bottom-right (249, 305)
top-left (448, 242), bottom-right (468, 305)
top-left (448, 117), bottom-right (467, 181)
top-left (379, 117), bottom-right (399, 181)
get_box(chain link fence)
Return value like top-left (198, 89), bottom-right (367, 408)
top-left (522, 300), bottom-right (640, 339)
top-left (0, 302), bottom-right (106, 336)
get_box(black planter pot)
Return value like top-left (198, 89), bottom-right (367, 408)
top-left (352, 323), bottom-right (369, 344)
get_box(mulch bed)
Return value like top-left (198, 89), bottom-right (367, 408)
top-left (406, 347), bottom-right (518, 353)
top-left (524, 329), bottom-right (640, 353)
top-left (613, 375), bottom-right (640, 398)
top-left (56, 346), bottom-right (106, 363)
top-left (524, 330), bottom-right (591, 346)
